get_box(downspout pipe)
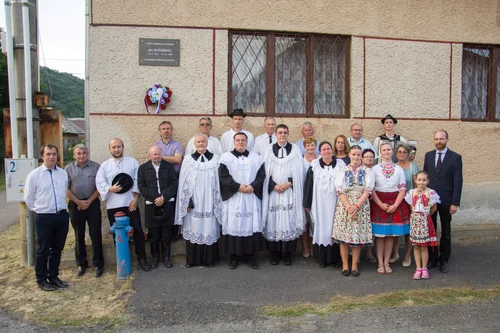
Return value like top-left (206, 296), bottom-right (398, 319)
top-left (4, 0), bottom-right (19, 158)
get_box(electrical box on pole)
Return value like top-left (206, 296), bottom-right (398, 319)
top-left (4, 158), bottom-right (38, 202)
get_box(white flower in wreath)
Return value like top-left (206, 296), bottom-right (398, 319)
top-left (156, 88), bottom-right (163, 96)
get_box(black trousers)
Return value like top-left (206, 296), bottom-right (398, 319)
top-left (430, 204), bottom-right (452, 263)
top-left (149, 225), bottom-right (173, 257)
top-left (34, 210), bottom-right (69, 283)
top-left (69, 200), bottom-right (104, 268)
top-left (107, 207), bottom-right (147, 260)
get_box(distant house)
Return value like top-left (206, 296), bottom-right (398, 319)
top-left (62, 116), bottom-right (85, 153)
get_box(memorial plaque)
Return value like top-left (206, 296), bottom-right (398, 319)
top-left (139, 38), bottom-right (180, 67)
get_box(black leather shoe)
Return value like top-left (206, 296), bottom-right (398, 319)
top-left (319, 263), bottom-right (326, 268)
top-left (163, 256), bottom-right (173, 268)
top-left (341, 269), bottom-right (351, 277)
top-left (351, 270), bottom-right (360, 277)
top-left (77, 266), bottom-right (86, 276)
top-left (440, 261), bottom-right (450, 273)
top-left (427, 260), bottom-right (439, 269)
top-left (138, 258), bottom-right (151, 272)
top-left (185, 263), bottom-right (192, 268)
top-left (95, 266), bottom-right (104, 278)
top-left (37, 281), bottom-right (57, 291)
top-left (48, 277), bottom-right (69, 288)
top-left (283, 258), bottom-right (292, 266)
top-left (229, 258), bottom-right (239, 269)
top-left (150, 256), bottom-right (160, 269)
top-left (249, 259), bottom-right (259, 269)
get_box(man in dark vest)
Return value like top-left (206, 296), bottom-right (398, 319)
top-left (373, 114), bottom-right (407, 163)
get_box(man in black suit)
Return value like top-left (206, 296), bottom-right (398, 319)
top-left (423, 130), bottom-right (463, 273)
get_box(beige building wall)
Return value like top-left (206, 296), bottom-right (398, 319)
top-left (89, 0), bottom-right (500, 224)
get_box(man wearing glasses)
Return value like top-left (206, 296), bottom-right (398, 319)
top-left (347, 123), bottom-right (377, 159)
top-left (184, 117), bottom-right (223, 157)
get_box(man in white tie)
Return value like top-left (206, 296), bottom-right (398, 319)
top-left (253, 117), bottom-right (276, 155)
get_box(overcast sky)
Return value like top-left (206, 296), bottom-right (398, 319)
top-left (0, 0), bottom-right (85, 79)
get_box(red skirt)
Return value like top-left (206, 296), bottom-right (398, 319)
top-left (370, 191), bottom-right (410, 236)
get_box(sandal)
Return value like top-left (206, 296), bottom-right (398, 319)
top-left (384, 265), bottom-right (393, 274)
top-left (377, 265), bottom-right (385, 274)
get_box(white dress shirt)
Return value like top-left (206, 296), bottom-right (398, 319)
top-left (435, 147), bottom-right (448, 167)
top-left (96, 156), bottom-right (139, 209)
top-left (253, 132), bottom-right (277, 155)
top-left (220, 128), bottom-right (255, 152)
top-left (24, 164), bottom-right (68, 214)
top-left (184, 135), bottom-right (223, 157)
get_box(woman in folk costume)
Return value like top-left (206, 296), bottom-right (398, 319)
top-left (370, 142), bottom-right (410, 275)
top-left (303, 141), bottom-right (346, 268)
top-left (219, 132), bottom-right (265, 270)
top-left (175, 134), bottom-right (222, 267)
top-left (332, 145), bottom-right (374, 277)
top-left (262, 124), bottom-right (305, 266)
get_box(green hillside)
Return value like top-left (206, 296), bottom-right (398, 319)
top-left (0, 53), bottom-right (84, 118)
top-left (40, 66), bottom-right (84, 118)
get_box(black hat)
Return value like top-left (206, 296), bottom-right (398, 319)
top-left (152, 203), bottom-right (171, 220)
top-left (111, 173), bottom-right (134, 194)
top-left (229, 108), bottom-right (247, 118)
top-left (381, 114), bottom-right (398, 124)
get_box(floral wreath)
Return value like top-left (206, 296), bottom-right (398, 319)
top-left (144, 83), bottom-right (172, 114)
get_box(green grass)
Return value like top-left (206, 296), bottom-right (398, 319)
top-left (261, 286), bottom-right (500, 317)
top-left (0, 172), bottom-right (5, 191)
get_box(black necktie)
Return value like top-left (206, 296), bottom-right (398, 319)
top-left (269, 136), bottom-right (273, 144)
top-left (436, 152), bottom-right (442, 168)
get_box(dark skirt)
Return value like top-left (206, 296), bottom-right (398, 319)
top-left (312, 244), bottom-right (340, 266)
top-left (223, 233), bottom-right (261, 256)
top-left (185, 241), bottom-right (219, 266)
top-left (267, 239), bottom-right (297, 254)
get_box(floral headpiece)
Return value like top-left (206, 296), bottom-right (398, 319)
top-left (144, 83), bottom-right (172, 114)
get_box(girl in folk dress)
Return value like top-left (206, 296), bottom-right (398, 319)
top-left (404, 171), bottom-right (440, 280)
top-left (332, 145), bottom-right (374, 277)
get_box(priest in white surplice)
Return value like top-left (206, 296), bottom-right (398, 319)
top-left (219, 132), bottom-right (265, 269)
top-left (262, 124), bottom-right (305, 266)
top-left (303, 141), bottom-right (345, 268)
top-left (175, 134), bottom-right (222, 267)
top-left (220, 108), bottom-right (255, 152)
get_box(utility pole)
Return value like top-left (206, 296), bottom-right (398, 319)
top-left (8, 0), bottom-right (39, 264)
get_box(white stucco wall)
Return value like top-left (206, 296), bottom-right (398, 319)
top-left (88, 0), bottom-right (500, 225)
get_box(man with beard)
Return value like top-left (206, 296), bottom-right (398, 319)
top-left (138, 145), bottom-right (178, 268)
top-left (219, 132), bottom-right (265, 269)
top-left (262, 124), bottom-right (305, 266)
top-left (423, 130), bottom-right (463, 273)
top-left (96, 138), bottom-right (151, 271)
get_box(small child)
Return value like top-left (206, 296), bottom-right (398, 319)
top-left (404, 171), bottom-right (440, 280)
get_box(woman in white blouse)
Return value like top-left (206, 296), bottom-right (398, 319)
top-left (370, 143), bottom-right (410, 274)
